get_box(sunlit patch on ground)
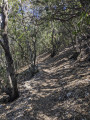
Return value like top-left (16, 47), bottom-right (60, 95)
top-left (0, 49), bottom-right (90, 120)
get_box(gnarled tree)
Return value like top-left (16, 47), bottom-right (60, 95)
top-left (0, 0), bottom-right (19, 101)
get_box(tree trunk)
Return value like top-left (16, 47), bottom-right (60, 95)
top-left (1, 0), bottom-right (19, 101)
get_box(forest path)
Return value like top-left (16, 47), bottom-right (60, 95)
top-left (0, 48), bottom-right (90, 120)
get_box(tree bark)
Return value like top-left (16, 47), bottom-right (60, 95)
top-left (1, 0), bottom-right (19, 101)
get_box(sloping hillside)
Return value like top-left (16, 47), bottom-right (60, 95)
top-left (0, 48), bottom-right (90, 120)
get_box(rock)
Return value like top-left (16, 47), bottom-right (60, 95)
top-left (0, 105), bottom-right (3, 108)
top-left (85, 92), bottom-right (90, 98)
top-left (67, 92), bottom-right (72, 98)
top-left (0, 93), bottom-right (10, 103)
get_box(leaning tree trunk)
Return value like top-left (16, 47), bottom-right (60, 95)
top-left (1, 0), bottom-right (19, 101)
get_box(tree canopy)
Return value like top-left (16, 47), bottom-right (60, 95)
top-left (0, 0), bottom-right (90, 101)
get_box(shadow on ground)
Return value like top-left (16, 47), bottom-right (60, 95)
top-left (0, 47), bottom-right (90, 120)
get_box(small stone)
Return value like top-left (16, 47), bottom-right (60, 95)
top-left (0, 105), bottom-right (3, 108)
top-left (59, 96), bottom-right (62, 100)
top-left (67, 92), bottom-right (72, 97)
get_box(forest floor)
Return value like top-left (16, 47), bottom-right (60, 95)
top-left (0, 47), bottom-right (90, 120)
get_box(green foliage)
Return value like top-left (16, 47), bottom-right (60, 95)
top-left (0, 0), bottom-right (89, 72)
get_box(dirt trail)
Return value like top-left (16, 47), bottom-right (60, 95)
top-left (0, 48), bottom-right (90, 120)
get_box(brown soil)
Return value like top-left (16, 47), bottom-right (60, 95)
top-left (0, 48), bottom-right (90, 120)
